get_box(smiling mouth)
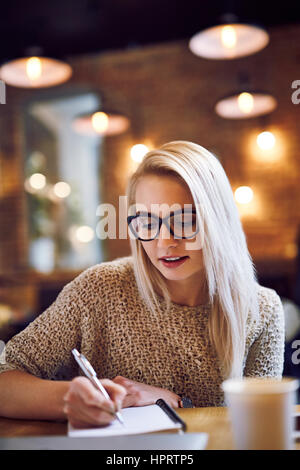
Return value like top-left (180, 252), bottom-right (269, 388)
top-left (159, 256), bottom-right (189, 266)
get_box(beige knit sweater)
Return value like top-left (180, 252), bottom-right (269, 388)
top-left (0, 256), bottom-right (285, 407)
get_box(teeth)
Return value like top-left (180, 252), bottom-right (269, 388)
top-left (164, 257), bottom-right (181, 261)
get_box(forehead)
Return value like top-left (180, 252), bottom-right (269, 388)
top-left (135, 174), bottom-right (194, 210)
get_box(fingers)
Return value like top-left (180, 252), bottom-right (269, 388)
top-left (63, 377), bottom-right (125, 428)
top-left (113, 375), bottom-right (130, 386)
top-left (64, 401), bottom-right (114, 428)
top-left (163, 392), bottom-right (182, 409)
top-left (112, 376), bottom-right (181, 409)
top-left (100, 378), bottom-right (127, 411)
top-left (67, 377), bottom-right (115, 413)
top-left (112, 376), bottom-right (138, 408)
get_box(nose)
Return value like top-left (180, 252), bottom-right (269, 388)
top-left (156, 222), bottom-right (179, 249)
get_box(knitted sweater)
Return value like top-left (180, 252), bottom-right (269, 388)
top-left (0, 256), bottom-right (285, 407)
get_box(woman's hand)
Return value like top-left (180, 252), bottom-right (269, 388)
top-left (63, 377), bottom-right (126, 429)
top-left (112, 376), bottom-right (182, 409)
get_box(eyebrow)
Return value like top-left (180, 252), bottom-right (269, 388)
top-left (135, 208), bottom-right (196, 217)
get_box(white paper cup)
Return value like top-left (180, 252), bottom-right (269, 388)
top-left (222, 377), bottom-right (299, 450)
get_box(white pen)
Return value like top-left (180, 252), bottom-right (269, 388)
top-left (72, 348), bottom-right (125, 426)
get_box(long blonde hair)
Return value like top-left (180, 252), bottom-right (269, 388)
top-left (126, 141), bottom-right (259, 378)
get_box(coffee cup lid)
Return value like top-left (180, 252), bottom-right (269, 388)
top-left (221, 377), bottom-right (299, 394)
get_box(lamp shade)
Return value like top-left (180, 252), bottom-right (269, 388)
top-left (189, 23), bottom-right (269, 60)
top-left (215, 92), bottom-right (277, 119)
top-left (0, 56), bottom-right (72, 88)
top-left (72, 111), bottom-right (130, 136)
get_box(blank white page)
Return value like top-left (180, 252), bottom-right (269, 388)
top-left (68, 404), bottom-right (182, 437)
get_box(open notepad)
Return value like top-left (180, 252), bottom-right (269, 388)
top-left (68, 399), bottom-right (186, 437)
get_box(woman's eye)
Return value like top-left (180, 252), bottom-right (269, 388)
top-left (140, 219), bottom-right (156, 229)
top-left (142, 223), bottom-right (153, 229)
top-left (174, 218), bottom-right (194, 226)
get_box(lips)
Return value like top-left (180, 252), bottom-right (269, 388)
top-left (159, 255), bottom-right (188, 261)
top-left (159, 255), bottom-right (189, 268)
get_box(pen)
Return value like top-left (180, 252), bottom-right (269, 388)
top-left (72, 348), bottom-right (125, 426)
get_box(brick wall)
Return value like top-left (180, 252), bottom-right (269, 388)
top-left (0, 23), bottom-right (299, 280)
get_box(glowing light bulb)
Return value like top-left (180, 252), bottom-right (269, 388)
top-left (29, 173), bottom-right (46, 190)
top-left (75, 226), bottom-right (94, 243)
top-left (256, 131), bottom-right (276, 150)
top-left (237, 92), bottom-right (254, 114)
top-left (53, 181), bottom-right (71, 198)
top-left (91, 112), bottom-right (109, 133)
top-left (130, 144), bottom-right (149, 163)
top-left (235, 186), bottom-right (254, 204)
top-left (26, 57), bottom-right (42, 81)
top-left (221, 25), bottom-right (237, 48)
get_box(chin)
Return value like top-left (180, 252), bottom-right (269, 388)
top-left (158, 267), bottom-right (191, 281)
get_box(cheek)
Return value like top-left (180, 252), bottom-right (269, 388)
top-left (191, 250), bottom-right (204, 268)
top-left (141, 241), bottom-right (156, 261)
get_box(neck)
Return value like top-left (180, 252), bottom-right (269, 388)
top-left (163, 277), bottom-right (209, 307)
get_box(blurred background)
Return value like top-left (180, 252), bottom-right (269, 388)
top-left (0, 0), bottom-right (299, 381)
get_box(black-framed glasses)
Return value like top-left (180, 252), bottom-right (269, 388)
top-left (127, 209), bottom-right (199, 241)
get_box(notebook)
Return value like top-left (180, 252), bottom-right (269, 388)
top-left (68, 399), bottom-right (186, 437)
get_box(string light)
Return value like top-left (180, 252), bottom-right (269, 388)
top-left (234, 186), bottom-right (254, 204)
top-left (256, 131), bottom-right (276, 150)
top-left (130, 144), bottom-right (149, 163)
top-left (53, 182), bottom-right (71, 198)
top-left (28, 173), bottom-right (46, 190)
top-left (75, 226), bottom-right (95, 243)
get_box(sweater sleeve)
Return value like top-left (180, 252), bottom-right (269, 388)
top-left (0, 270), bottom-right (92, 380)
top-left (243, 289), bottom-right (285, 378)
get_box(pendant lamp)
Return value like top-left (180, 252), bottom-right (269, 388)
top-left (215, 91), bottom-right (277, 119)
top-left (0, 55), bottom-right (72, 88)
top-left (189, 14), bottom-right (269, 60)
top-left (72, 110), bottom-right (130, 136)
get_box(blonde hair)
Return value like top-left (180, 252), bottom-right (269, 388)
top-left (126, 140), bottom-right (259, 378)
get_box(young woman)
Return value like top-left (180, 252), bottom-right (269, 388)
top-left (0, 141), bottom-right (285, 428)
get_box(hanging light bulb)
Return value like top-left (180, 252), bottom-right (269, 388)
top-left (0, 56), bottom-right (72, 88)
top-left (221, 25), bottom-right (237, 49)
top-left (237, 92), bottom-right (254, 114)
top-left (189, 20), bottom-right (269, 60)
top-left (91, 112), bottom-right (109, 133)
top-left (26, 57), bottom-right (42, 81)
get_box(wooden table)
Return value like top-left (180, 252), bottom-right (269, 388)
top-left (0, 406), bottom-right (299, 450)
